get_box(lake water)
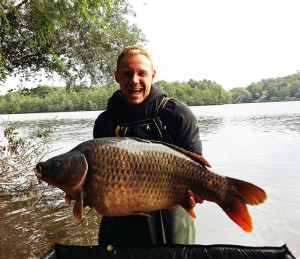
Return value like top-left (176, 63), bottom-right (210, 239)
top-left (1, 101), bottom-right (300, 258)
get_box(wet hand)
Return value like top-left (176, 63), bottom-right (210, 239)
top-left (188, 190), bottom-right (204, 208)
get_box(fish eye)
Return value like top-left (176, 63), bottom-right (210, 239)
top-left (53, 161), bottom-right (60, 168)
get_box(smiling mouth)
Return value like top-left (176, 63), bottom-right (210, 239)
top-left (129, 89), bottom-right (142, 94)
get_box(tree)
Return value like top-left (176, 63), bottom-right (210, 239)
top-left (187, 79), bottom-right (198, 88)
top-left (228, 87), bottom-right (242, 104)
top-left (265, 83), bottom-right (279, 99)
top-left (247, 83), bottom-right (263, 101)
top-left (278, 87), bottom-right (290, 101)
top-left (290, 82), bottom-right (300, 97)
top-left (236, 89), bottom-right (252, 103)
top-left (0, 0), bottom-right (146, 88)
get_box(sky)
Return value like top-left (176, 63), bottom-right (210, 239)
top-left (2, 0), bottom-right (300, 94)
top-left (128, 0), bottom-right (300, 90)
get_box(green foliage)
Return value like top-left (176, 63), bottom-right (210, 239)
top-left (0, 120), bottom-right (54, 186)
top-left (0, 80), bottom-right (229, 114)
top-left (229, 74), bottom-right (300, 103)
top-left (2, 74), bottom-right (299, 114)
top-left (0, 84), bottom-right (119, 113)
top-left (0, 0), bottom-right (146, 87)
top-left (156, 79), bottom-right (230, 106)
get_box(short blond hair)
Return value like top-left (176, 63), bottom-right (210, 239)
top-left (116, 46), bottom-right (153, 72)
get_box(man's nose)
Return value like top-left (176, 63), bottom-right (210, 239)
top-left (131, 73), bottom-right (139, 84)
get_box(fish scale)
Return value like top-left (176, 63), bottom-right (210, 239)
top-left (84, 140), bottom-right (227, 215)
top-left (34, 137), bottom-right (267, 232)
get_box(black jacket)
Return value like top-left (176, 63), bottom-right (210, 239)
top-left (93, 84), bottom-right (202, 246)
top-left (94, 84), bottom-right (202, 155)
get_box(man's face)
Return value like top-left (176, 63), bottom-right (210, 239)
top-left (115, 54), bottom-right (156, 106)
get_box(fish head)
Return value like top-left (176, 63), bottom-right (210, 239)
top-left (34, 150), bottom-right (88, 195)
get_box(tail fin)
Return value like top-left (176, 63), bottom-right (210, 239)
top-left (227, 177), bottom-right (267, 205)
top-left (218, 177), bottom-right (267, 232)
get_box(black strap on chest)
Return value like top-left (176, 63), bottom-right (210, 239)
top-left (109, 97), bottom-right (171, 139)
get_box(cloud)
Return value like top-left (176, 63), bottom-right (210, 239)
top-left (129, 0), bottom-right (300, 90)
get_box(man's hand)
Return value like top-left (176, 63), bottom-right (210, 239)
top-left (187, 190), bottom-right (204, 208)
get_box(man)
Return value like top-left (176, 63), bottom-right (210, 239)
top-left (93, 46), bottom-right (202, 246)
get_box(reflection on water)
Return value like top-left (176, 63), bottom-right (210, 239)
top-left (1, 185), bottom-right (101, 259)
top-left (249, 114), bottom-right (300, 133)
top-left (1, 102), bottom-right (300, 258)
top-left (197, 117), bottom-right (225, 140)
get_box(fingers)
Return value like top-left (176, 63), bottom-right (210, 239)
top-left (195, 193), bottom-right (204, 204)
top-left (189, 196), bottom-right (196, 208)
top-left (187, 190), bottom-right (204, 207)
top-left (187, 190), bottom-right (196, 208)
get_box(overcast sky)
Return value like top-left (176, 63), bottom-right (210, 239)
top-left (2, 0), bottom-right (300, 94)
top-left (129, 0), bottom-right (300, 90)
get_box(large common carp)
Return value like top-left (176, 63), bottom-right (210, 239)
top-left (34, 137), bottom-right (267, 232)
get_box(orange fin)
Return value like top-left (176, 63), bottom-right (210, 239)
top-left (185, 208), bottom-right (196, 219)
top-left (227, 177), bottom-right (267, 205)
top-left (65, 194), bottom-right (72, 206)
top-left (218, 177), bottom-right (267, 232)
top-left (218, 197), bottom-right (252, 233)
top-left (172, 146), bottom-right (211, 168)
top-left (73, 191), bottom-right (83, 222)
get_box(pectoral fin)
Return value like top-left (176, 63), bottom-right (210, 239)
top-left (65, 194), bottom-right (72, 206)
top-left (73, 191), bottom-right (83, 221)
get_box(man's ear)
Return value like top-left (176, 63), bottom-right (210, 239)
top-left (114, 71), bottom-right (119, 83)
top-left (151, 69), bottom-right (156, 83)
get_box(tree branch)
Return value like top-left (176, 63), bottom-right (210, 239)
top-left (15, 0), bottom-right (30, 9)
top-left (10, 54), bottom-right (47, 66)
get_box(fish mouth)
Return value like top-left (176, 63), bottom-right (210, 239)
top-left (34, 164), bottom-right (42, 180)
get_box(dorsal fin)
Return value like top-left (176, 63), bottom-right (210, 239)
top-left (132, 137), bottom-right (211, 168)
top-left (168, 145), bottom-right (211, 168)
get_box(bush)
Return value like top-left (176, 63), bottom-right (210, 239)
top-left (0, 120), bottom-right (54, 189)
